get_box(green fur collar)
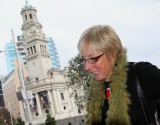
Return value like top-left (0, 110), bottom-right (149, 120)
top-left (86, 49), bottom-right (131, 125)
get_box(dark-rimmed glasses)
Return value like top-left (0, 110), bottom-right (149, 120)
top-left (79, 53), bottom-right (104, 64)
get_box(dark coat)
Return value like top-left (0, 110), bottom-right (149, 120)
top-left (102, 62), bottom-right (160, 125)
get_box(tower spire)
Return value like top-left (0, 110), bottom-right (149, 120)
top-left (23, 0), bottom-right (32, 9)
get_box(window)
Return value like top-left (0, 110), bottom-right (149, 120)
top-left (30, 47), bottom-right (33, 54)
top-left (60, 93), bottom-right (64, 100)
top-left (33, 46), bottom-right (36, 53)
top-left (64, 106), bottom-right (66, 110)
top-left (35, 77), bottom-right (39, 81)
top-left (25, 15), bottom-right (27, 20)
top-left (78, 109), bottom-right (81, 114)
top-left (44, 46), bottom-right (47, 52)
top-left (43, 45), bottom-right (45, 52)
top-left (21, 52), bottom-right (26, 55)
top-left (82, 120), bottom-right (84, 123)
top-left (40, 45), bottom-right (43, 52)
top-left (27, 48), bottom-right (30, 55)
top-left (50, 73), bottom-right (53, 78)
top-left (29, 14), bottom-right (32, 19)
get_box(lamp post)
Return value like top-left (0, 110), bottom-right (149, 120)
top-left (11, 29), bottom-right (32, 125)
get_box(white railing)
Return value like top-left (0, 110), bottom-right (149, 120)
top-left (25, 78), bottom-right (54, 89)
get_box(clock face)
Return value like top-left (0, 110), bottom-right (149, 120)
top-left (26, 27), bottom-right (41, 38)
top-left (27, 28), bottom-right (34, 38)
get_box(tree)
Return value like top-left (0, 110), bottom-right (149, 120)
top-left (67, 54), bottom-right (90, 89)
top-left (67, 54), bottom-right (91, 109)
top-left (15, 117), bottom-right (25, 125)
top-left (0, 117), bottom-right (5, 125)
top-left (45, 113), bottom-right (56, 125)
top-left (0, 107), bottom-right (15, 125)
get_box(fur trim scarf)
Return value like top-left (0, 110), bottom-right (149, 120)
top-left (86, 49), bottom-right (131, 125)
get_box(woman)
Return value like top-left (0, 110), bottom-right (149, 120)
top-left (77, 25), bottom-right (160, 125)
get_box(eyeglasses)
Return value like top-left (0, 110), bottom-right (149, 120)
top-left (79, 53), bottom-right (104, 64)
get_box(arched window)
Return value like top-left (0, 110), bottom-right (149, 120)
top-left (29, 14), bottom-right (32, 19)
top-left (33, 46), bottom-right (36, 53)
top-left (30, 47), bottom-right (33, 54)
top-left (63, 106), bottom-right (66, 110)
top-left (25, 15), bottom-right (27, 20)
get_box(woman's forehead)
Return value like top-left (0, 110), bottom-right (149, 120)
top-left (82, 46), bottom-right (101, 56)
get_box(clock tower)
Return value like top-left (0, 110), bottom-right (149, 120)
top-left (21, 1), bottom-right (52, 82)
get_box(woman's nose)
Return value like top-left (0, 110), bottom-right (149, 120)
top-left (84, 61), bottom-right (92, 71)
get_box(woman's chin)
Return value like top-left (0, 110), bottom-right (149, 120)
top-left (95, 76), bottom-right (105, 81)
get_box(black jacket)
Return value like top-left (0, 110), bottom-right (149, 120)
top-left (101, 62), bottom-right (160, 125)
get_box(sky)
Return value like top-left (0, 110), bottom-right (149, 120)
top-left (0, 0), bottom-right (160, 75)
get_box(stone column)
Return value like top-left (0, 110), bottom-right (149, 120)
top-left (35, 93), bottom-right (42, 117)
top-left (52, 89), bottom-right (60, 113)
top-left (47, 90), bottom-right (55, 115)
top-left (64, 87), bottom-right (72, 111)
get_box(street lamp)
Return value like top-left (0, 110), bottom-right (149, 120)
top-left (11, 29), bottom-right (32, 125)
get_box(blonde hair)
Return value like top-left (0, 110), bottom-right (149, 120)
top-left (77, 25), bottom-right (123, 60)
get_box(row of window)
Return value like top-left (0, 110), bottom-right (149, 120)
top-left (27, 46), bottom-right (36, 55)
top-left (25, 13), bottom-right (34, 20)
top-left (40, 45), bottom-right (47, 53)
top-left (27, 45), bottom-right (47, 55)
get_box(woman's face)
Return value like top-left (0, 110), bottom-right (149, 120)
top-left (81, 46), bottom-right (113, 81)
